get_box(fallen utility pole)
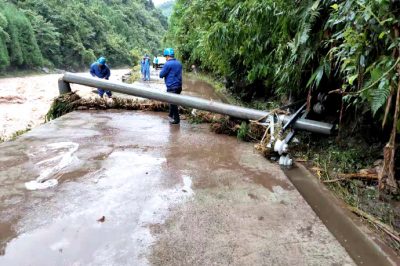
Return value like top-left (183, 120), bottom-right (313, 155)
top-left (61, 73), bottom-right (334, 135)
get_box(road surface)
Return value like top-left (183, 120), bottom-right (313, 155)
top-left (0, 111), bottom-right (354, 265)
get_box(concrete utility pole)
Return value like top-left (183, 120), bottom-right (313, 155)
top-left (61, 72), bottom-right (334, 135)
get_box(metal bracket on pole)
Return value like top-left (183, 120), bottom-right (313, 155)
top-left (281, 103), bottom-right (306, 134)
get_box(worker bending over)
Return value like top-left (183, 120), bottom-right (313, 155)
top-left (90, 57), bottom-right (112, 98)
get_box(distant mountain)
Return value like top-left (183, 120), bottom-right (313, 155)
top-left (158, 0), bottom-right (175, 18)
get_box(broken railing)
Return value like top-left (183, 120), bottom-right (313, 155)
top-left (59, 73), bottom-right (334, 135)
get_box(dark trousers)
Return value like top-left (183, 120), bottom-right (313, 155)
top-left (98, 88), bottom-right (112, 98)
top-left (168, 88), bottom-right (182, 122)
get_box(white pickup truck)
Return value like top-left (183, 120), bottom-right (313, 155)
top-left (154, 56), bottom-right (166, 70)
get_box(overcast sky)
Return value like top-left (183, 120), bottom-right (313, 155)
top-left (153, 0), bottom-right (170, 6)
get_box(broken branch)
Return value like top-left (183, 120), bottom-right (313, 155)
top-left (348, 206), bottom-right (400, 244)
top-left (324, 173), bottom-right (378, 183)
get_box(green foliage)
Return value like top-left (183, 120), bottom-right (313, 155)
top-left (237, 121), bottom-right (249, 141)
top-left (130, 49), bottom-right (142, 67)
top-left (0, 0), bottom-right (167, 72)
top-left (167, 0), bottom-right (400, 129)
top-left (10, 128), bottom-right (31, 141)
top-left (325, 0), bottom-right (399, 119)
top-left (0, 12), bottom-right (10, 69)
top-left (127, 65), bottom-right (141, 83)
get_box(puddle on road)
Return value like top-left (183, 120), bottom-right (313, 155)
top-left (183, 77), bottom-right (229, 103)
top-left (25, 142), bottom-right (80, 190)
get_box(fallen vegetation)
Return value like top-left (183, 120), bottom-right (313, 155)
top-left (46, 92), bottom-right (170, 121)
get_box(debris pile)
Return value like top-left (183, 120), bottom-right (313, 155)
top-left (46, 92), bottom-right (169, 121)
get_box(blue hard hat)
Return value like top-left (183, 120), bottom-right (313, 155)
top-left (163, 48), bottom-right (174, 57)
top-left (97, 57), bottom-right (106, 65)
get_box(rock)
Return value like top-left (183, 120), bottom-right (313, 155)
top-left (42, 67), bottom-right (50, 74)
top-left (97, 216), bottom-right (106, 223)
top-left (122, 73), bottom-right (132, 82)
top-left (54, 68), bottom-right (66, 74)
top-left (77, 106), bottom-right (88, 110)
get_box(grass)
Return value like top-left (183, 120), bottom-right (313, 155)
top-left (0, 128), bottom-right (31, 143)
top-left (126, 65), bottom-right (141, 84)
top-left (10, 128), bottom-right (31, 140)
top-left (237, 121), bottom-right (249, 141)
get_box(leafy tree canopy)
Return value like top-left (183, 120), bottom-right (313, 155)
top-left (166, 0), bottom-right (400, 126)
top-left (0, 0), bottom-right (167, 71)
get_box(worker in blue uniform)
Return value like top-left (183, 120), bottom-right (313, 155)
top-left (140, 57), bottom-right (145, 80)
top-left (159, 48), bottom-right (183, 124)
top-left (90, 57), bottom-right (112, 98)
top-left (144, 54), bottom-right (151, 81)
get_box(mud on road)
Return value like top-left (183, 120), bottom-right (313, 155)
top-left (0, 111), bottom-right (354, 265)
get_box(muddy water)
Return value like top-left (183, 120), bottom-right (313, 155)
top-left (0, 69), bottom-right (225, 141)
top-left (0, 69), bottom-right (130, 141)
top-left (183, 77), bottom-right (229, 103)
top-left (0, 110), bottom-right (354, 265)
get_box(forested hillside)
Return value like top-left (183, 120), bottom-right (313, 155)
top-left (0, 0), bottom-right (167, 72)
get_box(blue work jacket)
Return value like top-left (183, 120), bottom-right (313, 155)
top-left (159, 58), bottom-right (182, 91)
top-left (144, 58), bottom-right (151, 70)
top-left (90, 62), bottom-right (111, 79)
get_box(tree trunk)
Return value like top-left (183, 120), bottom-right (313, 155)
top-left (378, 26), bottom-right (400, 192)
top-left (379, 67), bottom-right (400, 192)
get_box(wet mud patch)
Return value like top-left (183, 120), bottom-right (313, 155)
top-left (183, 77), bottom-right (229, 103)
top-left (248, 193), bottom-right (259, 200)
top-left (252, 174), bottom-right (294, 192)
top-left (0, 154), bottom-right (29, 171)
top-left (0, 222), bottom-right (14, 256)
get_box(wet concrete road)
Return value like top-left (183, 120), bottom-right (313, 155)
top-left (0, 110), bottom-right (354, 265)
